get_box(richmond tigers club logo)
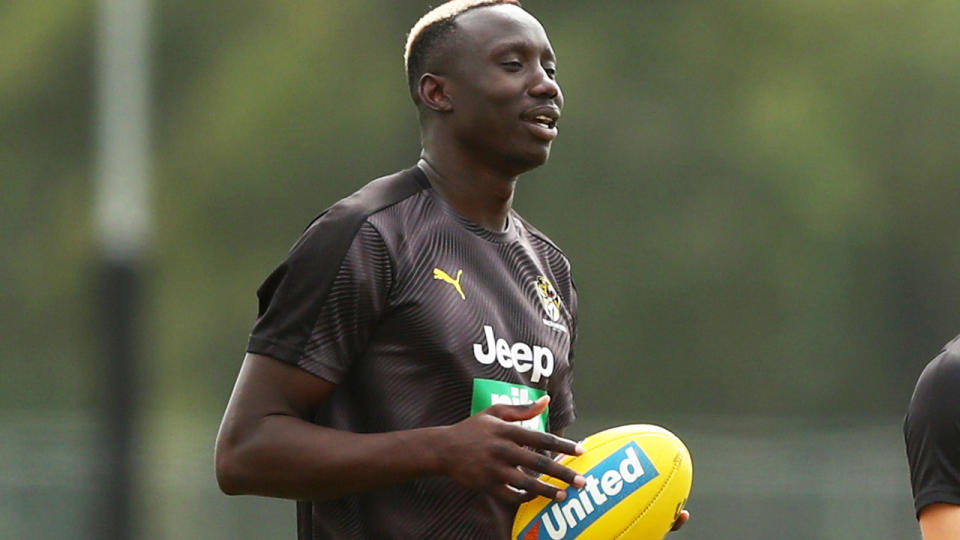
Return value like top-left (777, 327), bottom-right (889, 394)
top-left (535, 276), bottom-right (562, 322)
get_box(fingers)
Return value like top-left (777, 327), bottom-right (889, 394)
top-left (671, 509), bottom-right (690, 531)
top-left (487, 396), bottom-right (550, 422)
top-left (484, 400), bottom-right (584, 457)
top-left (460, 399), bottom-right (588, 501)
top-left (510, 426), bottom-right (584, 458)
top-left (512, 447), bottom-right (585, 489)
top-left (491, 484), bottom-right (537, 505)
top-left (497, 464), bottom-right (573, 502)
top-left (480, 399), bottom-right (585, 489)
top-left (492, 441), bottom-right (584, 492)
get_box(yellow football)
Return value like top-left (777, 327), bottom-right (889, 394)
top-left (513, 424), bottom-right (692, 540)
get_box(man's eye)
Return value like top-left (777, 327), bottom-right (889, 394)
top-left (544, 67), bottom-right (557, 78)
top-left (502, 61), bottom-right (523, 70)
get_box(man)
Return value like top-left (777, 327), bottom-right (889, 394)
top-left (216, 1), bottom-right (688, 537)
top-left (904, 334), bottom-right (960, 539)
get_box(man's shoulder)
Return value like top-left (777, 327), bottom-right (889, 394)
top-left (909, 334), bottom-right (960, 416)
top-left (922, 335), bottom-right (960, 387)
top-left (301, 166), bottom-right (429, 237)
top-left (274, 165), bottom-right (428, 271)
top-left (943, 334), bottom-right (960, 364)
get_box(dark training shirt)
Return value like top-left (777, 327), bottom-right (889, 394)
top-left (904, 334), bottom-right (960, 516)
top-left (248, 165), bottom-right (578, 539)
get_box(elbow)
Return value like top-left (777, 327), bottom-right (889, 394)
top-left (214, 438), bottom-right (247, 495)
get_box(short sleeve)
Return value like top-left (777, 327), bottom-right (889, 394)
top-left (904, 336), bottom-right (960, 516)
top-left (247, 221), bottom-right (392, 383)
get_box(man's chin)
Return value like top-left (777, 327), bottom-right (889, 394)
top-left (504, 145), bottom-right (552, 175)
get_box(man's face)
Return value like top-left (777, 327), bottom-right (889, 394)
top-left (445, 5), bottom-right (564, 174)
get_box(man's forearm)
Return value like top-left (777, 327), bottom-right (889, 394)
top-left (216, 414), bottom-right (444, 501)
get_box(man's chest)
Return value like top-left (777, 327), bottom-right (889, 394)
top-left (384, 231), bottom-right (573, 372)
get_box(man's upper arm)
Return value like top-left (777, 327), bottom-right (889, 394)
top-left (215, 352), bottom-right (337, 495)
top-left (919, 503), bottom-right (960, 540)
top-left (219, 353), bottom-right (335, 441)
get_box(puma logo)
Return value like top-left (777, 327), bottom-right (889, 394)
top-left (433, 268), bottom-right (466, 300)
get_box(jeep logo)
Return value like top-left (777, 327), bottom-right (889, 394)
top-left (472, 325), bottom-right (555, 383)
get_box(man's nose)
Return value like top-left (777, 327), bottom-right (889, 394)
top-left (529, 68), bottom-right (560, 100)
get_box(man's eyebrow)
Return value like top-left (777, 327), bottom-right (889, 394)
top-left (488, 40), bottom-right (556, 61)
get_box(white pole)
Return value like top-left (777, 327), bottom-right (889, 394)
top-left (95, 0), bottom-right (151, 261)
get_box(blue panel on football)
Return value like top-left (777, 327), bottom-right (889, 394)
top-left (518, 441), bottom-right (660, 539)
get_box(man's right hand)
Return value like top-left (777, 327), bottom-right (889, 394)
top-left (435, 396), bottom-right (586, 504)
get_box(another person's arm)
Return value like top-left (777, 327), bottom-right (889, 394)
top-left (920, 504), bottom-right (960, 540)
top-left (215, 353), bottom-right (586, 503)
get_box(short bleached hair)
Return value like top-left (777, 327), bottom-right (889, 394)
top-left (404, 0), bottom-right (522, 104)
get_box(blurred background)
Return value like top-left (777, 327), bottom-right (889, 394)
top-left (3, 0), bottom-right (959, 538)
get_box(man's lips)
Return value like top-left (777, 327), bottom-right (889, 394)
top-left (522, 105), bottom-right (561, 140)
top-left (522, 105), bottom-right (561, 129)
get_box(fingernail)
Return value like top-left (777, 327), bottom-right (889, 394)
top-left (573, 475), bottom-right (586, 488)
top-left (555, 490), bottom-right (566, 501)
top-left (574, 443), bottom-right (585, 454)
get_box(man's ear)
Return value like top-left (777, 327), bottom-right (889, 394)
top-left (418, 73), bottom-right (453, 112)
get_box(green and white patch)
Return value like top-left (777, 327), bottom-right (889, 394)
top-left (471, 378), bottom-right (548, 432)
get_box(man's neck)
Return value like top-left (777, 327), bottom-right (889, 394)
top-left (418, 151), bottom-right (517, 232)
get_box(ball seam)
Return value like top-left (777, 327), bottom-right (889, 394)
top-left (613, 449), bottom-right (684, 540)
